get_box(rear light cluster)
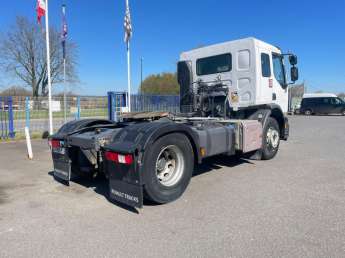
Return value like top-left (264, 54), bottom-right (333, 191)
top-left (105, 151), bottom-right (134, 165)
top-left (49, 139), bottom-right (61, 149)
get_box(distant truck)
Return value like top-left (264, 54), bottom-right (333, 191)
top-left (49, 37), bottom-right (299, 208)
top-left (300, 93), bottom-right (345, 116)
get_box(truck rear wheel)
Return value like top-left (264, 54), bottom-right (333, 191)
top-left (261, 117), bottom-right (280, 160)
top-left (143, 133), bottom-right (194, 204)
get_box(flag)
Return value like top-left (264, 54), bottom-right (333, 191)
top-left (61, 4), bottom-right (68, 59)
top-left (36, 0), bottom-right (46, 24)
top-left (124, 1), bottom-right (132, 43)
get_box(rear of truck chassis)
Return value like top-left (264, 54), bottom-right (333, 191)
top-left (50, 113), bottom-right (288, 208)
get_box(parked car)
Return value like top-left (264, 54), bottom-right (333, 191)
top-left (300, 93), bottom-right (345, 116)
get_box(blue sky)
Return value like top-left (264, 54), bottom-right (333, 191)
top-left (0, 0), bottom-right (344, 95)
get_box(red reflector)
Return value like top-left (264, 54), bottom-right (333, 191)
top-left (105, 151), bottom-right (133, 165)
top-left (105, 151), bottom-right (118, 162)
top-left (51, 140), bottom-right (61, 149)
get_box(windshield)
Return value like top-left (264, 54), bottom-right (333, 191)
top-left (272, 53), bottom-right (286, 88)
top-left (196, 54), bottom-right (232, 76)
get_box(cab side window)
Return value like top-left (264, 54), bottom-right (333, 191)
top-left (261, 53), bottom-right (271, 77)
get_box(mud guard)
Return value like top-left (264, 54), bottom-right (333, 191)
top-left (108, 170), bottom-right (144, 208)
top-left (103, 120), bottom-right (200, 208)
top-left (106, 157), bottom-right (144, 208)
top-left (52, 148), bottom-right (72, 184)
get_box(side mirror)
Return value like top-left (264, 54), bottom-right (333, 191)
top-left (291, 66), bottom-right (299, 82)
top-left (289, 55), bottom-right (298, 66)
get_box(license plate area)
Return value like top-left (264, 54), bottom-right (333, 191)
top-left (52, 147), bottom-right (65, 155)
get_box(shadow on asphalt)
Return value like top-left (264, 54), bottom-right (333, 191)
top-left (48, 155), bottom-right (253, 212)
top-left (48, 171), bottom-right (139, 214)
top-left (194, 155), bottom-right (253, 177)
top-left (0, 187), bottom-right (8, 205)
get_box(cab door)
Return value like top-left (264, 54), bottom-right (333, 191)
top-left (258, 50), bottom-right (273, 105)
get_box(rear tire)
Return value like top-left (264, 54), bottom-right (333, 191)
top-left (304, 109), bottom-right (312, 116)
top-left (342, 109), bottom-right (345, 116)
top-left (142, 133), bottom-right (194, 204)
top-left (261, 117), bottom-right (280, 160)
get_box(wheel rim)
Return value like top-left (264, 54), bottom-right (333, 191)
top-left (155, 145), bottom-right (185, 187)
top-left (305, 110), bottom-right (311, 115)
top-left (266, 127), bottom-right (279, 149)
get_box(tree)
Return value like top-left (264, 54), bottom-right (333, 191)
top-left (0, 86), bottom-right (31, 96)
top-left (338, 92), bottom-right (345, 100)
top-left (140, 72), bottom-right (179, 95)
top-left (54, 90), bottom-right (77, 97)
top-left (0, 16), bottom-right (78, 97)
top-left (290, 83), bottom-right (305, 98)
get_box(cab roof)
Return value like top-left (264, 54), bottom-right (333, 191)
top-left (303, 93), bottom-right (338, 98)
top-left (180, 37), bottom-right (281, 59)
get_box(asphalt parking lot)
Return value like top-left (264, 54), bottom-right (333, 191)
top-left (0, 116), bottom-right (344, 258)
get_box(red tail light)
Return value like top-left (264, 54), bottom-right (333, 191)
top-left (50, 139), bottom-right (61, 149)
top-left (105, 151), bottom-right (118, 162)
top-left (105, 151), bottom-right (133, 165)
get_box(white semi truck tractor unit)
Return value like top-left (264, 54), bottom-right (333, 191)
top-left (49, 38), bottom-right (299, 208)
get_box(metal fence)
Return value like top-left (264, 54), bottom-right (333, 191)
top-left (0, 96), bottom-right (15, 140)
top-left (0, 94), bottom-right (180, 140)
top-left (130, 95), bottom-right (180, 113)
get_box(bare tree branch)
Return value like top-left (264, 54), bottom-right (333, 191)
top-left (0, 16), bottom-right (79, 97)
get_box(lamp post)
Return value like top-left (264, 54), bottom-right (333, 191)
top-left (140, 57), bottom-right (143, 93)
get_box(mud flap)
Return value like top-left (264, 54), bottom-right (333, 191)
top-left (54, 158), bottom-right (71, 183)
top-left (52, 148), bottom-right (72, 185)
top-left (109, 179), bottom-right (143, 208)
top-left (107, 162), bottom-right (143, 208)
top-left (282, 116), bottom-right (289, 140)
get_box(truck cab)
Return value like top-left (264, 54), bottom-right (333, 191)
top-left (178, 37), bottom-right (298, 115)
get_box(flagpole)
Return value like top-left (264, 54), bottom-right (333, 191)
top-left (62, 4), bottom-right (67, 123)
top-left (125, 0), bottom-right (131, 113)
top-left (45, 0), bottom-right (53, 135)
top-left (127, 41), bottom-right (131, 113)
top-left (63, 58), bottom-right (67, 123)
